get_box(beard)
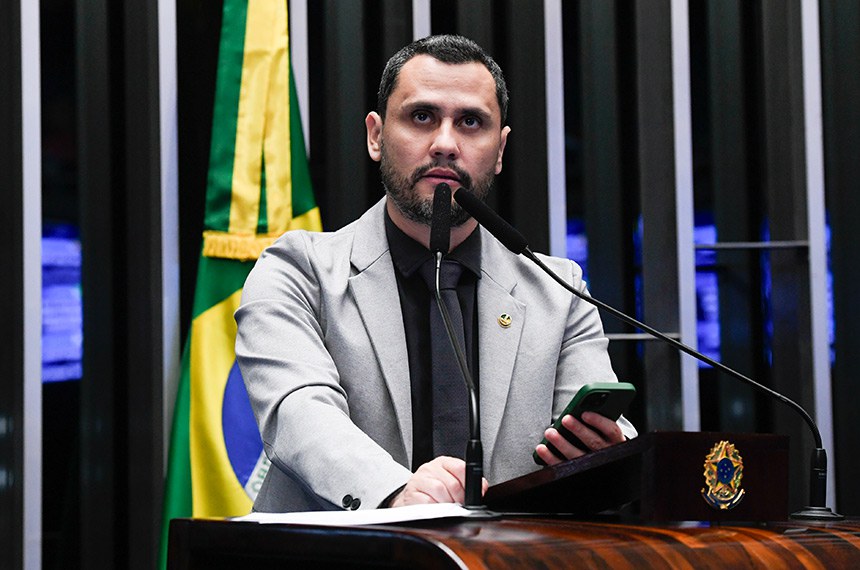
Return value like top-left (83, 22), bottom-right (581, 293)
top-left (380, 142), bottom-right (496, 227)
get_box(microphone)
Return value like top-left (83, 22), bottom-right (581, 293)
top-left (429, 184), bottom-right (488, 512)
top-left (429, 183), bottom-right (452, 254)
top-left (454, 188), bottom-right (842, 521)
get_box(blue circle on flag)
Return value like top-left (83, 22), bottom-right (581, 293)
top-left (222, 360), bottom-right (264, 487)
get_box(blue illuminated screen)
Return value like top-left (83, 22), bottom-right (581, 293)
top-left (42, 222), bottom-right (83, 382)
top-left (566, 216), bottom-right (834, 367)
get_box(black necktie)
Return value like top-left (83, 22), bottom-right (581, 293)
top-left (420, 258), bottom-right (469, 459)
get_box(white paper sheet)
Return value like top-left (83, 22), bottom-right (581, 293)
top-left (232, 502), bottom-right (471, 526)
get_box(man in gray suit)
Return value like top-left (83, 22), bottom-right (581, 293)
top-left (235, 35), bottom-right (636, 513)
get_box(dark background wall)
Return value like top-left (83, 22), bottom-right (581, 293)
top-left (2, 1), bottom-right (26, 568)
top-left (5, 1), bottom-right (860, 568)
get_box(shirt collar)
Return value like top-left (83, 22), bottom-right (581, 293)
top-left (384, 208), bottom-right (482, 279)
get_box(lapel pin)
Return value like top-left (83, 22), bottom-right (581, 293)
top-left (497, 313), bottom-right (512, 328)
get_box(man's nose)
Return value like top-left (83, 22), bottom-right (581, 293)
top-left (429, 122), bottom-right (460, 160)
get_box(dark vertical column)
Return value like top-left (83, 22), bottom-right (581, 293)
top-left (0, 1), bottom-right (24, 567)
top-left (311, 1), bottom-right (372, 230)
top-left (120, 1), bottom-right (165, 568)
top-left (177, 0), bottom-right (222, 337)
top-left (578, 1), bottom-right (641, 396)
top-left (498, 0), bottom-right (549, 252)
top-left (77, 0), bottom-right (118, 566)
top-left (455, 0), bottom-right (495, 52)
top-left (634, 0), bottom-right (682, 430)
top-left (580, 0), bottom-right (624, 312)
top-left (430, 0), bottom-right (458, 34)
top-left (759, 0), bottom-right (813, 511)
top-left (820, 0), bottom-right (860, 515)
top-left (78, 0), bottom-right (166, 567)
top-left (379, 0), bottom-right (413, 60)
top-left (706, 1), bottom-right (762, 432)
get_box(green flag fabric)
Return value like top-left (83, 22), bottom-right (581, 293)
top-left (159, 1), bottom-right (321, 566)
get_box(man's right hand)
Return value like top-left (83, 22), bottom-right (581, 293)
top-left (389, 456), bottom-right (488, 507)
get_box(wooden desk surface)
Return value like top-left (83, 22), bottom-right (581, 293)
top-left (169, 515), bottom-right (860, 569)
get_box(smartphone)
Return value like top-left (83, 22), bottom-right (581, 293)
top-left (533, 382), bottom-right (636, 466)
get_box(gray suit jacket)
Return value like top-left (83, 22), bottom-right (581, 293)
top-left (235, 198), bottom-right (635, 512)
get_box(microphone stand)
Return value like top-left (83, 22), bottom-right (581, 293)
top-left (429, 183), bottom-right (496, 516)
top-left (523, 249), bottom-right (841, 521)
top-left (431, 252), bottom-right (493, 514)
top-left (453, 188), bottom-right (842, 521)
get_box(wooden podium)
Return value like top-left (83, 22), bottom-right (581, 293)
top-left (168, 432), bottom-right (852, 569)
top-left (168, 515), bottom-right (860, 568)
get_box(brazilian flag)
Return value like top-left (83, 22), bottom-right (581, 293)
top-left (159, 1), bottom-right (321, 566)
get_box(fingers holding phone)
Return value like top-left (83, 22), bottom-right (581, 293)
top-left (535, 412), bottom-right (624, 465)
top-left (576, 411), bottom-right (625, 447)
top-left (534, 419), bottom-right (587, 465)
top-left (533, 382), bottom-right (636, 466)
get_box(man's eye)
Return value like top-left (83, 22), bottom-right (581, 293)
top-left (413, 112), bottom-right (431, 123)
top-left (462, 116), bottom-right (481, 128)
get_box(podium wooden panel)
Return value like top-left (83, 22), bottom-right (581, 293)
top-left (486, 432), bottom-right (789, 521)
top-left (168, 516), bottom-right (860, 569)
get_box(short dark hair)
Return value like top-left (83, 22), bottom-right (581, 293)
top-left (376, 34), bottom-right (509, 123)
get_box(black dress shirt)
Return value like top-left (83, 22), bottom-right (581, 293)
top-left (384, 209), bottom-right (481, 469)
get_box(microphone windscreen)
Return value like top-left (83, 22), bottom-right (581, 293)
top-left (454, 189), bottom-right (529, 254)
top-left (429, 183), bottom-right (452, 254)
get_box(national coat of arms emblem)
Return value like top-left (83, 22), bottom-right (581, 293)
top-left (702, 440), bottom-right (745, 510)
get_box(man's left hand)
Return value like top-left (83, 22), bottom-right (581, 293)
top-left (533, 411), bottom-right (625, 466)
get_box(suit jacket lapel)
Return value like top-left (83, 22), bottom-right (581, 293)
top-left (348, 199), bottom-right (413, 466)
top-left (344, 202), bottom-right (527, 470)
top-left (477, 231), bottom-right (525, 464)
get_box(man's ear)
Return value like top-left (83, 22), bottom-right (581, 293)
top-left (365, 112), bottom-right (383, 162)
top-left (495, 125), bottom-right (511, 174)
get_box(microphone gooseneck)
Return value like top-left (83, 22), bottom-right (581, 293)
top-left (429, 184), bottom-right (486, 511)
top-left (454, 189), bottom-right (528, 254)
top-left (453, 187), bottom-right (842, 521)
